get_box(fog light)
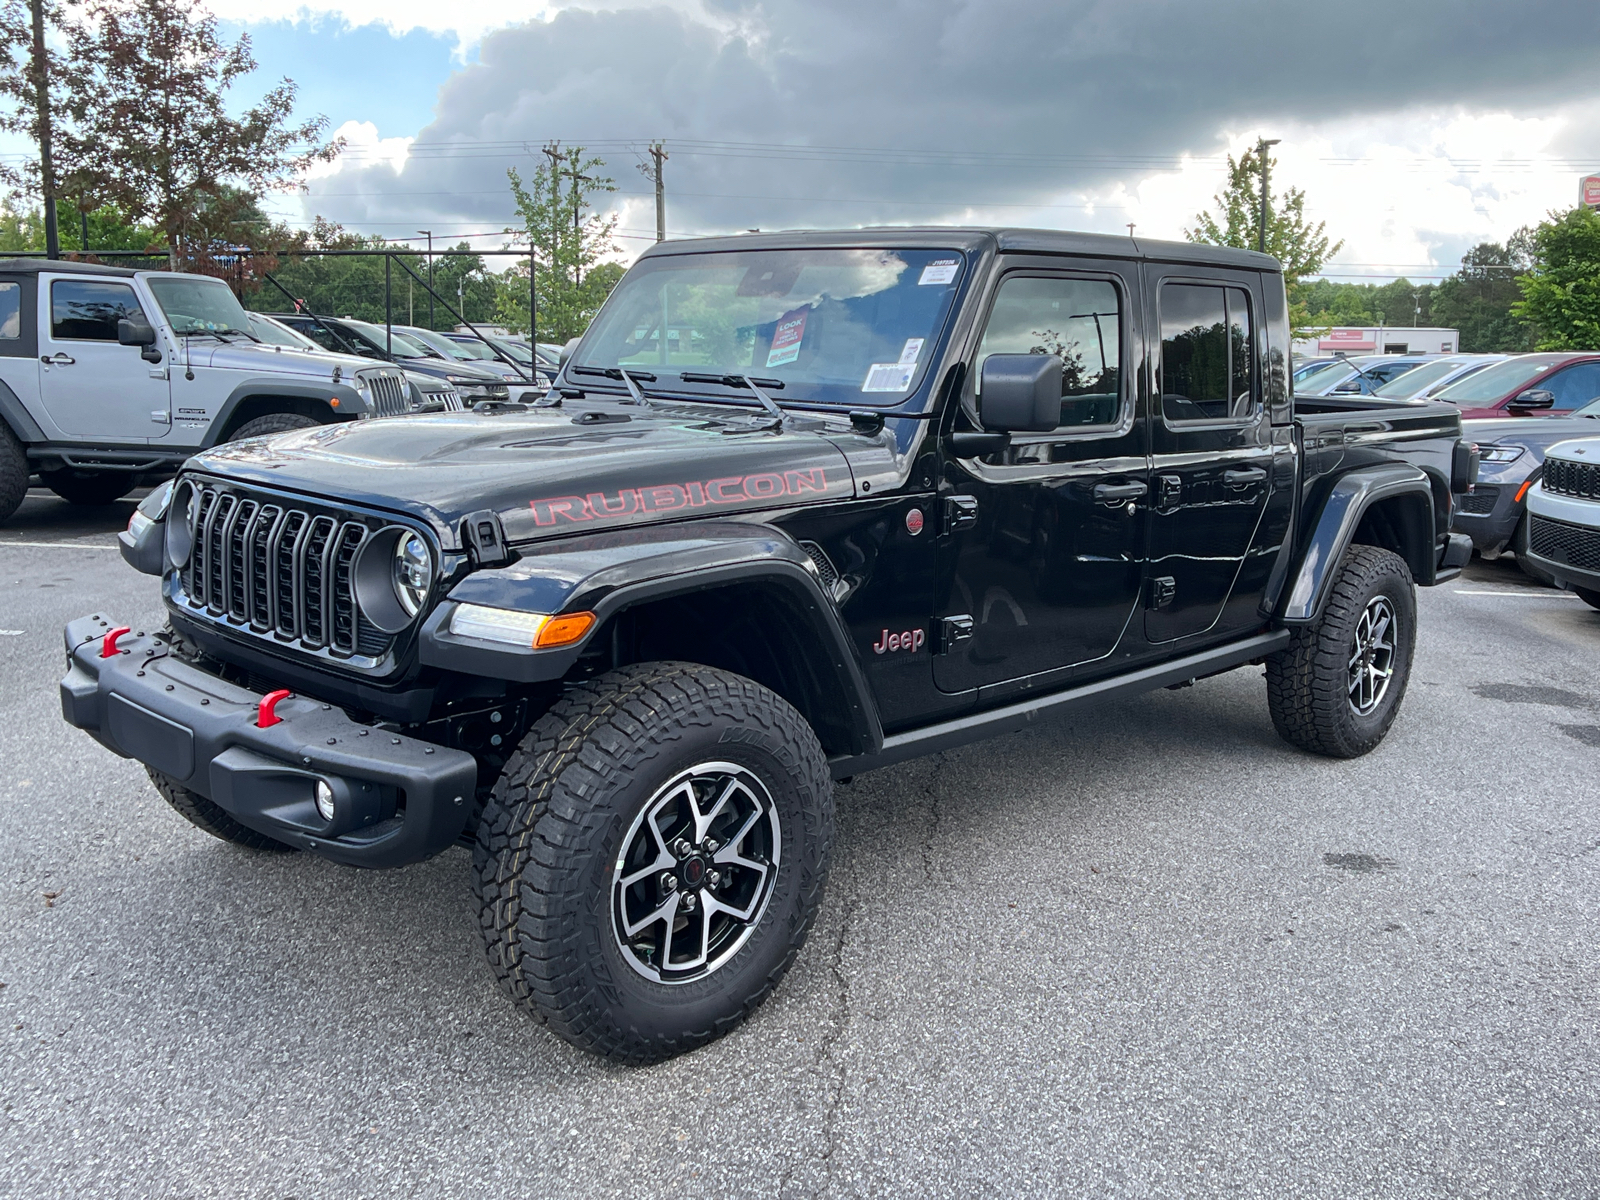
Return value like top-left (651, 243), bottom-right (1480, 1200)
top-left (314, 780), bottom-right (336, 822)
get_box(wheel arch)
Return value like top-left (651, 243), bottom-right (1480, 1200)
top-left (205, 382), bottom-right (365, 445)
top-left (1279, 464), bottom-right (1435, 625)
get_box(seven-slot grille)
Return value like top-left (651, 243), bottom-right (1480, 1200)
top-left (1529, 516), bottom-right (1600, 573)
top-left (364, 371), bottom-right (412, 417)
top-left (179, 485), bottom-right (391, 657)
top-left (1542, 456), bottom-right (1600, 501)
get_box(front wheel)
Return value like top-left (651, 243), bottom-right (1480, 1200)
top-left (472, 662), bottom-right (834, 1063)
top-left (147, 768), bottom-right (298, 851)
top-left (1266, 545), bottom-right (1417, 758)
top-left (226, 412), bottom-right (319, 442)
top-left (40, 468), bottom-right (134, 507)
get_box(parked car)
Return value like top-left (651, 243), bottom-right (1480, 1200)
top-left (1454, 408), bottom-right (1600, 580)
top-left (1430, 352), bottom-right (1600, 419)
top-left (268, 313), bottom-right (511, 406)
top-left (1291, 356), bottom-right (1337, 384)
top-left (70, 227), bottom-right (1475, 1064)
top-left (1295, 354), bottom-right (1440, 397)
top-left (0, 259), bottom-right (414, 523)
top-left (443, 331), bottom-right (557, 385)
top-left (1523, 434), bottom-right (1600, 608)
top-left (392, 324), bottom-right (545, 402)
top-left (1367, 354), bottom-right (1506, 402)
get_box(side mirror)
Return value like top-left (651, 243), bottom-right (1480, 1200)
top-left (978, 354), bottom-right (1062, 432)
top-left (118, 316), bottom-right (161, 363)
top-left (1333, 380), bottom-right (1362, 394)
top-left (559, 336), bottom-right (581, 367)
top-left (1509, 388), bottom-right (1555, 411)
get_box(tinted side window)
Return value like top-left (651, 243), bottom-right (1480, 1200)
top-left (1544, 362), bottom-right (1600, 410)
top-left (296, 322), bottom-right (343, 353)
top-left (51, 280), bottom-right (144, 341)
top-left (0, 282), bottom-right (19, 339)
top-left (975, 275), bottom-right (1122, 430)
top-left (1160, 283), bottom-right (1255, 423)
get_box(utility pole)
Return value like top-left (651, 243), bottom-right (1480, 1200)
top-left (649, 143), bottom-right (667, 242)
top-left (418, 230), bottom-right (434, 327)
top-left (1256, 137), bottom-right (1281, 255)
top-left (28, 0), bottom-right (59, 260)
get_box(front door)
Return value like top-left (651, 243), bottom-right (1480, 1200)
top-left (935, 262), bottom-right (1149, 694)
top-left (37, 275), bottom-right (171, 442)
top-left (1144, 270), bottom-right (1277, 642)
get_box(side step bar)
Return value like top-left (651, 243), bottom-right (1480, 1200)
top-left (832, 628), bottom-right (1290, 779)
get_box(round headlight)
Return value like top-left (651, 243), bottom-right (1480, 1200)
top-left (165, 481), bottom-right (194, 570)
top-left (393, 532), bottom-right (433, 616)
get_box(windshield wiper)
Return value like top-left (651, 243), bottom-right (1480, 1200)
top-left (569, 364), bottom-right (663, 407)
top-left (677, 372), bottom-right (790, 429)
top-left (177, 327), bottom-right (260, 343)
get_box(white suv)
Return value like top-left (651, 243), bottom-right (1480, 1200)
top-left (1525, 435), bottom-right (1600, 609)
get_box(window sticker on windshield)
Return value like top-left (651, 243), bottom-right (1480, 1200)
top-left (765, 307), bottom-right (808, 368)
top-left (862, 362), bottom-right (916, 392)
top-left (918, 259), bottom-right (960, 286)
top-left (898, 338), bottom-right (924, 365)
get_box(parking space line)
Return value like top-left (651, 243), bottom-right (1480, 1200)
top-left (1454, 589), bottom-right (1580, 598)
top-left (0, 540), bottom-right (120, 550)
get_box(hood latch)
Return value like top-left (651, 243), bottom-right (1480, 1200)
top-left (462, 509), bottom-right (512, 567)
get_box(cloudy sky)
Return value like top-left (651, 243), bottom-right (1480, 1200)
top-left (179, 1), bottom-right (1600, 280)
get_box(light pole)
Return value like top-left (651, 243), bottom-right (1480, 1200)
top-left (418, 230), bottom-right (433, 327)
top-left (1256, 137), bottom-right (1281, 255)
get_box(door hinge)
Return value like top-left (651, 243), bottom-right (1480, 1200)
top-left (1149, 576), bottom-right (1176, 609)
top-left (935, 614), bottom-right (974, 654)
top-left (1156, 474), bottom-right (1183, 508)
top-left (943, 494), bottom-right (979, 534)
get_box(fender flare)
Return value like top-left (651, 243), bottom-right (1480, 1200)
top-left (200, 380), bottom-right (368, 447)
top-left (418, 521), bottom-right (884, 756)
top-left (1278, 463), bottom-right (1435, 625)
top-left (0, 374), bottom-right (45, 443)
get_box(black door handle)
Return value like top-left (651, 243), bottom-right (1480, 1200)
top-left (1093, 481), bottom-right (1149, 503)
top-left (1223, 467), bottom-right (1267, 486)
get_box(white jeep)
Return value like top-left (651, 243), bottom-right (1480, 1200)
top-left (1525, 434), bottom-right (1600, 610)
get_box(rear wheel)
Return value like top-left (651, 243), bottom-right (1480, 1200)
top-left (473, 661), bottom-right (833, 1063)
top-left (0, 422), bottom-right (26, 524)
top-left (147, 768), bottom-right (297, 852)
top-left (226, 412), bottom-right (319, 442)
top-left (40, 468), bottom-right (133, 507)
top-left (1266, 545), bottom-right (1417, 758)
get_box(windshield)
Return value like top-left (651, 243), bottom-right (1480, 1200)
top-left (147, 275), bottom-right (252, 335)
top-left (1434, 358), bottom-right (1555, 404)
top-left (247, 313), bottom-right (312, 348)
top-left (1372, 359), bottom-right (1466, 398)
top-left (344, 320), bottom-right (432, 358)
top-left (445, 337), bottom-right (501, 361)
top-left (1295, 361), bottom-right (1356, 393)
top-left (1293, 359), bottom-right (1333, 381)
top-left (576, 248), bottom-right (966, 405)
top-left (401, 327), bottom-right (478, 361)
top-left (489, 338), bottom-right (534, 364)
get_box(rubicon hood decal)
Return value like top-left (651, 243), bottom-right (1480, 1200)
top-left (531, 468), bottom-right (833, 527)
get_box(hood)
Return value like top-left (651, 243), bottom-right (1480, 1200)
top-left (196, 339), bottom-right (381, 382)
top-left (1464, 414), bottom-right (1600, 450)
top-left (183, 398), bottom-right (859, 548)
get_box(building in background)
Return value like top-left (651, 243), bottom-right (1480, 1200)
top-left (1292, 326), bottom-right (1459, 359)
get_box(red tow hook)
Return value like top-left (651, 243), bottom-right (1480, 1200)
top-left (100, 626), bottom-right (132, 658)
top-left (257, 689), bottom-right (293, 728)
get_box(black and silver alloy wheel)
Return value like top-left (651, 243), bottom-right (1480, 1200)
top-left (473, 661), bottom-right (833, 1063)
top-left (613, 762), bottom-right (781, 984)
top-left (1347, 595), bottom-right (1396, 715)
top-left (1266, 544), bottom-right (1416, 758)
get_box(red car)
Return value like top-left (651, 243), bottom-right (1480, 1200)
top-left (1432, 352), bottom-right (1600, 419)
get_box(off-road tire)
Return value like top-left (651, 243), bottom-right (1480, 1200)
top-left (0, 421), bottom-right (26, 524)
top-left (226, 412), bottom-right (319, 442)
top-left (147, 767), bottom-right (297, 852)
top-left (39, 468), bottom-right (133, 507)
top-left (1266, 545), bottom-right (1417, 758)
top-left (1512, 513), bottom-right (1556, 586)
top-left (1575, 587), bottom-right (1600, 611)
top-left (472, 661), bottom-right (833, 1063)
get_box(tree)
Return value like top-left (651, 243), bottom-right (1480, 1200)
top-left (1186, 146), bottom-right (1342, 285)
top-left (0, 195), bottom-right (161, 255)
top-left (1429, 238), bottom-right (1534, 352)
top-left (0, 0), bottom-right (94, 250)
top-left (1513, 207), bottom-right (1600, 351)
top-left (64, 0), bottom-right (340, 266)
top-left (500, 142), bottom-right (622, 342)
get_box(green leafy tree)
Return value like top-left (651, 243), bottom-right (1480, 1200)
top-left (64, 0), bottom-right (340, 266)
top-left (1513, 207), bottom-right (1600, 351)
top-left (1187, 146), bottom-right (1342, 284)
top-left (1429, 238), bottom-right (1534, 352)
top-left (498, 142), bottom-right (622, 342)
top-left (0, 195), bottom-right (160, 254)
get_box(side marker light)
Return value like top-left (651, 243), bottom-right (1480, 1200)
top-left (1514, 479), bottom-right (1534, 504)
top-left (534, 611), bottom-right (597, 648)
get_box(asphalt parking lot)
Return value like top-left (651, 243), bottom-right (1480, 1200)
top-left (3, 487), bottom-right (1598, 1199)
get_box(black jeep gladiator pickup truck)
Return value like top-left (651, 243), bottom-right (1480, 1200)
top-left (61, 228), bottom-right (1476, 1062)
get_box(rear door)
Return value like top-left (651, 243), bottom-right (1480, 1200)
top-left (935, 258), bottom-right (1150, 694)
top-left (1143, 268), bottom-right (1280, 643)
top-left (37, 275), bottom-right (170, 442)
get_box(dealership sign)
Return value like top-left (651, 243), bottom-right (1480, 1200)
top-left (1583, 174), bottom-right (1600, 209)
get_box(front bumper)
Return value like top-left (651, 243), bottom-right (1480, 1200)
top-left (59, 615), bottom-right (478, 868)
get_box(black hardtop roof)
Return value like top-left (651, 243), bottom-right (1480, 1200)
top-left (639, 226), bottom-right (1280, 273)
top-left (0, 257), bottom-right (139, 278)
